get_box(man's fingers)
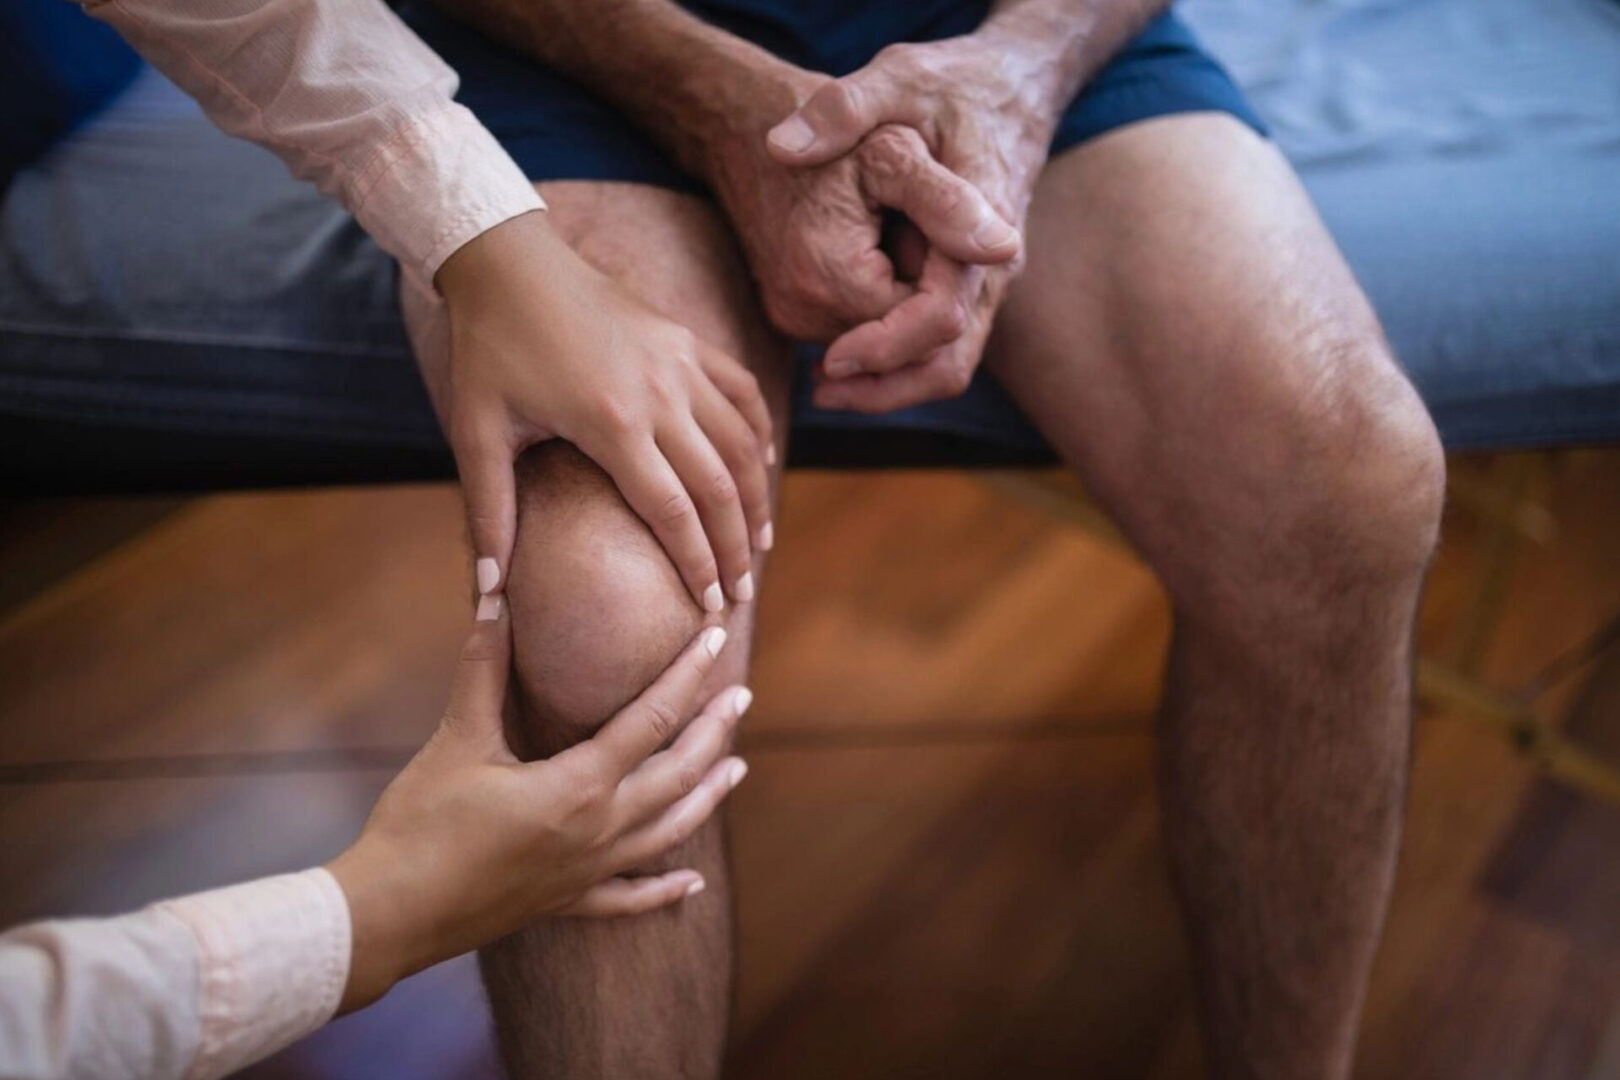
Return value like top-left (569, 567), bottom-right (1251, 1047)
top-left (617, 685), bottom-right (751, 828)
top-left (823, 255), bottom-right (980, 379)
top-left (859, 138), bottom-right (1021, 265)
top-left (767, 70), bottom-right (915, 165)
top-left (611, 757), bottom-right (749, 870)
top-left (814, 349), bottom-right (975, 415)
top-left (558, 871), bottom-right (706, 918)
top-left (690, 377), bottom-right (774, 556)
top-left (451, 414), bottom-right (518, 597)
top-left (567, 625), bottom-right (729, 781)
top-left (440, 602), bottom-right (514, 749)
top-left (601, 440), bottom-right (724, 612)
top-left (658, 422), bottom-right (756, 605)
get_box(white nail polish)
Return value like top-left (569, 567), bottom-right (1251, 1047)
top-left (701, 626), bottom-right (728, 658)
top-left (734, 572), bottom-right (755, 603)
top-left (685, 879), bottom-right (706, 898)
top-left (727, 759), bottom-right (750, 787)
top-left (732, 687), bottom-right (754, 716)
top-left (702, 582), bottom-right (724, 613)
top-left (756, 522), bottom-right (774, 551)
top-left (475, 593), bottom-right (504, 622)
top-left (476, 557), bottom-right (500, 595)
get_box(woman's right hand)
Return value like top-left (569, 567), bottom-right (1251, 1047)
top-left (326, 603), bottom-right (750, 1012)
top-left (435, 211), bottom-right (775, 613)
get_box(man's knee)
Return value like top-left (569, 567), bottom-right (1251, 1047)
top-left (1165, 328), bottom-right (1445, 614)
top-left (503, 442), bottom-right (707, 758)
top-left (1285, 333), bottom-right (1446, 580)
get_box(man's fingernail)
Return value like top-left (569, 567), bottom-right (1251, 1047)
top-left (727, 759), bottom-right (750, 787)
top-left (702, 582), bottom-right (725, 613)
top-left (825, 357), bottom-right (860, 378)
top-left (734, 571), bottom-right (755, 603)
top-left (973, 216), bottom-right (1019, 252)
top-left (768, 115), bottom-right (816, 154)
top-left (733, 686), bottom-right (754, 717)
top-left (476, 557), bottom-right (500, 595)
top-left (475, 593), bottom-right (504, 622)
top-left (701, 625), bottom-right (728, 658)
top-left (685, 878), bottom-right (706, 898)
top-left (756, 522), bottom-right (775, 551)
top-left (765, 443), bottom-right (778, 466)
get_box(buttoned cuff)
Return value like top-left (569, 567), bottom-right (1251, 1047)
top-left (159, 868), bottom-right (351, 1080)
top-left (350, 101), bottom-right (546, 284)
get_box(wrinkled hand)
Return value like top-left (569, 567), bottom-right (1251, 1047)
top-left (436, 211), bottom-right (773, 613)
top-left (328, 606), bottom-right (750, 1011)
top-left (767, 34), bottom-right (1056, 413)
top-left (703, 75), bottom-right (1020, 346)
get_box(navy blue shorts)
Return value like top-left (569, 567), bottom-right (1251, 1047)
top-left (400, 2), bottom-right (1265, 192)
top-left (398, 2), bottom-right (1267, 464)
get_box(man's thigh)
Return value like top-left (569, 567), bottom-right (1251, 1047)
top-left (986, 113), bottom-right (1436, 583)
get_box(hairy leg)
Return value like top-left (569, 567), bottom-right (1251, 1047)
top-left (409, 181), bottom-right (790, 1078)
top-left (986, 115), bottom-right (1444, 1080)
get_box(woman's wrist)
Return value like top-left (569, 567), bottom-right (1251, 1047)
top-left (434, 208), bottom-right (577, 307)
top-left (326, 839), bottom-right (432, 1013)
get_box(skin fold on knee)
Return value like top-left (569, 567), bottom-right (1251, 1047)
top-left (502, 442), bottom-right (709, 758)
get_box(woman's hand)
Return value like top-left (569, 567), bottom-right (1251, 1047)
top-left (436, 211), bottom-right (775, 612)
top-left (326, 601), bottom-right (750, 1011)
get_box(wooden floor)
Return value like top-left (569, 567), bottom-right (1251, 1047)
top-left (3, 453), bottom-right (1620, 1078)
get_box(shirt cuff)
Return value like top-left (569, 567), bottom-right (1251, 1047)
top-left (158, 868), bottom-right (351, 1080)
top-left (350, 101), bottom-right (546, 284)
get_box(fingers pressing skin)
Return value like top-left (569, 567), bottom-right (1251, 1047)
top-left (617, 685), bottom-right (753, 828)
top-left (698, 345), bottom-right (777, 467)
top-left (689, 375), bottom-right (774, 558)
top-left (558, 870), bottom-right (707, 917)
top-left (439, 596), bottom-right (513, 750)
top-left (857, 127), bottom-right (1021, 265)
top-left (596, 439), bottom-right (726, 612)
top-left (559, 625), bottom-right (730, 781)
top-left (450, 408), bottom-right (517, 598)
top-left (658, 420), bottom-right (757, 604)
top-left (611, 756), bottom-right (750, 870)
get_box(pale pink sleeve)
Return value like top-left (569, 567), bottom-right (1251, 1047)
top-left (78, 0), bottom-right (545, 282)
top-left (0, 868), bottom-right (351, 1080)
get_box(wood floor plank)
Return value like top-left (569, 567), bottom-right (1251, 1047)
top-left (2, 455), bottom-right (1620, 1078)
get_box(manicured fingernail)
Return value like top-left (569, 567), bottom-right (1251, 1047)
top-left (727, 759), bottom-right (750, 787)
top-left (766, 443), bottom-right (778, 466)
top-left (702, 582), bottom-right (724, 613)
top-left (685, 878), bottom-right (706, 898)
top-left (476, 557), bottom-right (500, 595)
top-left (701, 625), bottom-right (727, 658)
top-left (769, 115), bottom-right (815, 154)
top-left (475, 593), bottom-right (504, 622)
top-left (732, 686), bottom-right (754, 717)
top-left (756, 522), bottom-right (774, 551)
top-left (974, 215), bottom-right (1019, 252)
top-left (734, 572), bottom-right (755, 603)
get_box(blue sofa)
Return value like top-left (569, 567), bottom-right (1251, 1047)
top-left (2, 0), bottom-right (1618, 493)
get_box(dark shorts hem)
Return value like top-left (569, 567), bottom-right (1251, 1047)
top-left (402, 5), bottom-right (1266, 189)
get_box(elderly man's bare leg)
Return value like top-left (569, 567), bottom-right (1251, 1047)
top-left (410, 180), bottom-right (790, 1079)
top-left (987, 114), bottom-right (1444, 1080)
